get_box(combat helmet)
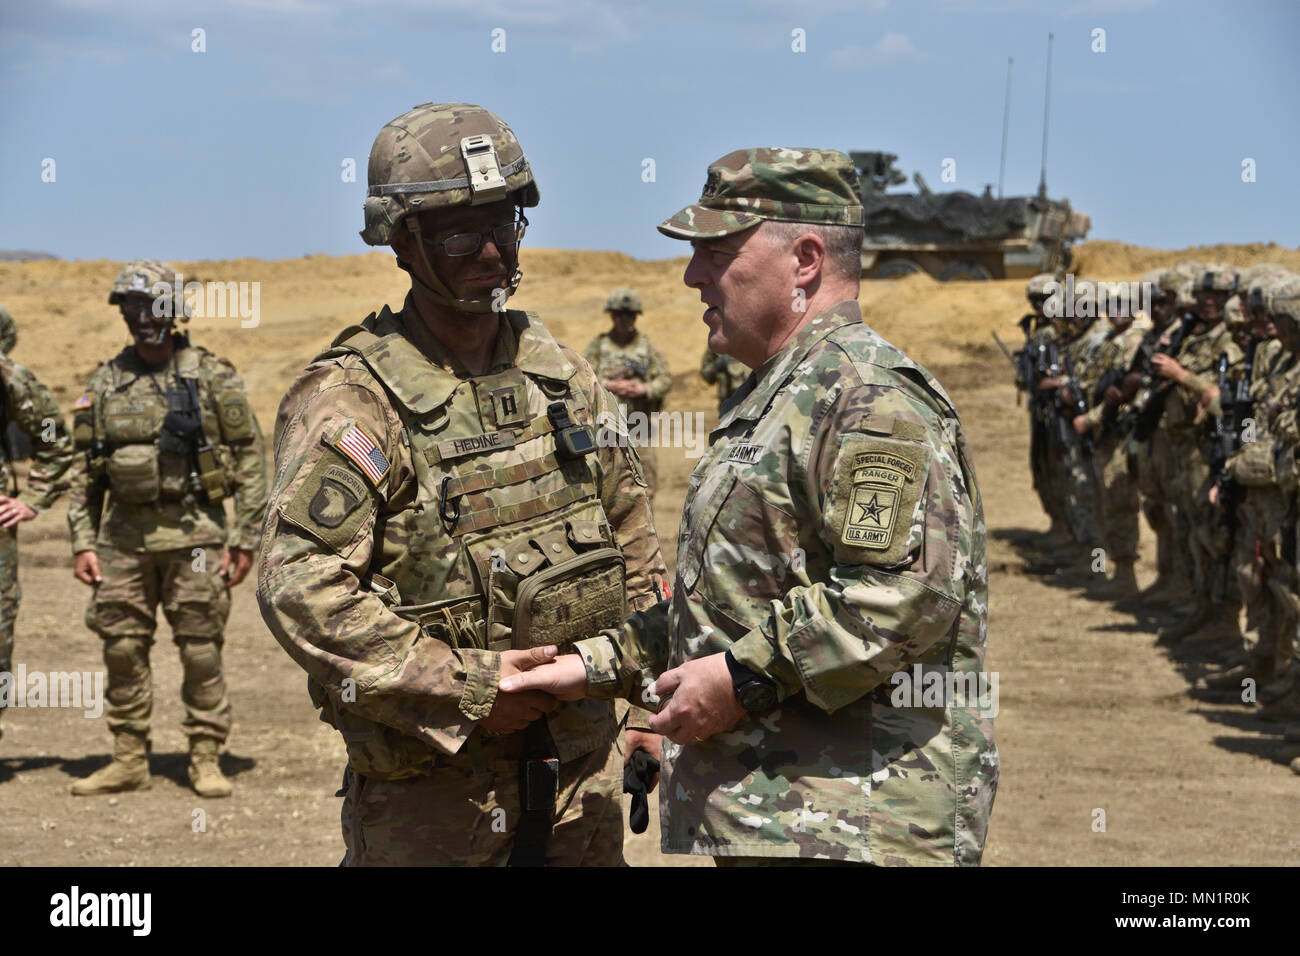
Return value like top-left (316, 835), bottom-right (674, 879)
top-left (1198, 262), bottom-right (1239, 293)
top-left (1267, 275), bottom-right (1300, 326)
top-left (1245, 268), bottom-right (1292, 316)
top-left (361, 102), bottom-right (539, 314)
top-left (108, 259), bottom-right (190, 321)
top-left (0, 303), bottom-right (15, 354)
top-left (1026, 273), bottom-right (1055, 300)
top-left (604, 288), bottom-right (643, 314)
top-left (1160, 261), bottom-right (1203, 311)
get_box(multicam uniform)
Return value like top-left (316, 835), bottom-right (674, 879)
top-left (0, 352), bottom-right (76, 732)
top-left (570, 147), bottom-right (996, 865)
top-left (257, 301), bottom-right (667, 865)
top-left (1057, 312), bottom-right (1109, 546)
top-left (583, 330), bottom-right (671, 494)
top-left (1223, 337), bottom-right (1300, 683)
top-left (1079, 312), bottom-right (1152, 572)
top-left (699, 347), bottom-right (750, 414)
top-left (67, 337), bottom-right (267, 748)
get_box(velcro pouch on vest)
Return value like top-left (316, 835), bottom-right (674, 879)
top-left (1227, 438), bottom-right (1276, 488)
top-left (512, 547), bottom-right (627, 652)
top-left (106, 444), bottom-right (161, 504)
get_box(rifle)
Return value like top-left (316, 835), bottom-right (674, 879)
top-left (1123, 312), bottom-right (1199, 440)
top-left (608, 358), bottom-right (649, 381)
top-left (991, 331), bottom-right (1026, 405)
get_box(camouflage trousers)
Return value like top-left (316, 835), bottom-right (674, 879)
top-left (1030, 413), bottom-right (1066, 532)
top-left (1233, 490), bottom-right (1298, 679)
top-left (1143, 428), bottom-right (1192, 586)
top-left (1168, 438), bottom-right (1236, 603)
top-left (84, 544), bottom-right (232, 742)
top-left (1096, 434), bottom-right (1140, 564)
top-left (1063, 439), bottom-right (1101, 546)
top-left (0, 528), bottom-right (17, 725)
top-left (340, 735), bottom-right (625, 866)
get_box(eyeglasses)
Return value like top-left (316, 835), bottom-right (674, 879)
top-left (430, 215), bottom-right (528, 257)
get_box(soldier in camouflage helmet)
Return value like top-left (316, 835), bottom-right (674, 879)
top-left (0, 311), bottom-right (77, 741)
top-left (257, 103), bottom-right (668, 866)
top-left (0, 304), bottom-right (16, 356)
top-left (67, 259), bottom-right (268, 798)
top-left (502, 147), bottom-right (997, 865)
top-left (584, 288), bottom-right (672, 501)
top-left (699, 347), bottom-right (750, 414)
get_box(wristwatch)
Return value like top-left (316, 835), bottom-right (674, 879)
top-left (724, 649), bottom-right (778, 712)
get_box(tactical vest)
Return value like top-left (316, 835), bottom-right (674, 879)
top-left (312, 309), bottom-right (629, 777)
top-left (74, 345), bottom-right (248, 506)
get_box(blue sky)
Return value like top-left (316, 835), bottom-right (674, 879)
top-left (1, 0), bottom-right (1296, 262)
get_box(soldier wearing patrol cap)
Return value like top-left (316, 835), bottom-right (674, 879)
top-left (501, 147), bottom-right (997, 865)
top-left (584, 288), bottom-right (672, 500)
top-left (0, 305), bottom-right (78, 742)
top-left (66, 259), bottom-right (268, 798)
top-left (256, 103), bottom-right (667, 866)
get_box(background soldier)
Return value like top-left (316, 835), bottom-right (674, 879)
top-left (67, 259), bottom-right (268, 798)
top-left (503, 147), bottom-right (997, 866)
top-left (0, 306), bottom-right (77, 741)
top-left (584, 288), bottom-right (671, 500)
top-left (699, 346), bottom-right (749, 414)
top-left (257, 103), bottom-right (667, 866)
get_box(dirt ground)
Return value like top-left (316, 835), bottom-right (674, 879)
top-left (1, 241), bottom-right (1297, 866)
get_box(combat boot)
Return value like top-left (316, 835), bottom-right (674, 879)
top-left (1203, 662), bottom-right (1255, 691)
top-left (1259, 685), bottom-right (1300, 723)
top-left (71, 732), bottom-right (151, 795)
top-left (1258, 669), bottom-right (1295, 705)
top-left (1157, 600), bottom-right (1212, 645)
top-left (1097, 561), bottom-right (1139, 599)
top-left (188, 738), bottom-right (233, 798)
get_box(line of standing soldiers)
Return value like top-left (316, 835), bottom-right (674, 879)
top-left (1011, 263), bottom-right (1300, 771)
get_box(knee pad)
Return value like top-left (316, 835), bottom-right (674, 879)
top-left (178, 638), bottom-right (225, 709)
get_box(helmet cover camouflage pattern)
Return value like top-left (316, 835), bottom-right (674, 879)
top-left (1160, 261), bottom-right (1203, 310)
top-left (1199, 262), bottom-right (1239, 293)
top-left (604, 287), bottom-right (642, 313)
top-left (1267, 275), bottom-right (1300, 324)
top-left (0, 303), bottom-right (15, 354)
top-left (658, 147), bottom-right (864, 240)
top-left (108, 259), bottom-right (190, 322)
top-left (1026, 273), bottom-right (1056, 298)
top-left (1247, 271), bottom-right (1293, 312)
top-left (361, 102), bottom-right (539, 247)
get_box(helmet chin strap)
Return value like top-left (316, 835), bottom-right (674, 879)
top-left (405, 217), bottom-right (523, 316)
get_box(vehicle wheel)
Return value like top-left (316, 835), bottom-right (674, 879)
top-left (870, 259), bottom-right (922, 279)
top-left (938, 260), bottom-right (992, 282)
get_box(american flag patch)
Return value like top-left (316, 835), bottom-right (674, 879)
top-left (74, 394), bottom-right (93, 410)
top-left (331, 424), bottom-right (389, 485)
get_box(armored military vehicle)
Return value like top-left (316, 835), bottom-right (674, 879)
top-left (852, 151), bottom-right (1090, 281)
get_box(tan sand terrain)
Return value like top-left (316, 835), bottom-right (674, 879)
top-left (0, 240), bottom-right (1297, 866)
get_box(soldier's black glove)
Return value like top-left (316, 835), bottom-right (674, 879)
top-left (623, 747), bottom-right (660, 834)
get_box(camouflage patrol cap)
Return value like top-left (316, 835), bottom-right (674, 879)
top-left (108, 259), bottom-right (190, 321)
top-left (604, 287), bottom-right (642, 313)
top-left (1198, 263), bottom-right (1239, 293)
top-left (0, 303), bottom-right (15, 354)
top-left (361, 103), bottom-right (539, 247)
top-left (1026, 273), bottom-right (1055, 298)
top-left (1267, 275), bottom-right (1300, 324)
top-left (658, 147), bottom-right (864, 240)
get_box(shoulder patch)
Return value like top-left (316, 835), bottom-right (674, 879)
top-left (74, 393), bottom-right (93, 410)
top-left (828, 436), bottom-right (931, 567)
top-left (282, 452), bottom-right (374, 553)
top-left (328, 423), bottom-right (389, 486)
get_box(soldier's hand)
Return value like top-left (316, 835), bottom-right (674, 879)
top-left (625, 728), bottom-right (662, 794)
top-left (219, 547), bottom-right (254, 588)
top-left (1058, 385), bottom-right (1075, 405)
top-left (1072, 414), bottom-right (1089, 435)
top-left (0, 496), bottom-right (37, 529)
top-left (1208, 483), bottom-right (1219, 507)
top-left (647, 653), bottom-right (744, 745)
top-left (499, 645), bottom-right (589, 700)
top-left (604, 378), bottom-right (640, 398)
top-left (1194, 385), bottom-right (1219, 425)
top-left (1103, 385), bottom-right (1124, 407)
top-left (1121, 372), bottom-right (1143, 399)
top-left (1036, 376), bottom-right (1061, 392)
top-left (1151, 353), bottom-right (1186, 383)
top-left (74, 550), bottom-right (102, 585)
top-left (479, 690), bottom-right (559, 735)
